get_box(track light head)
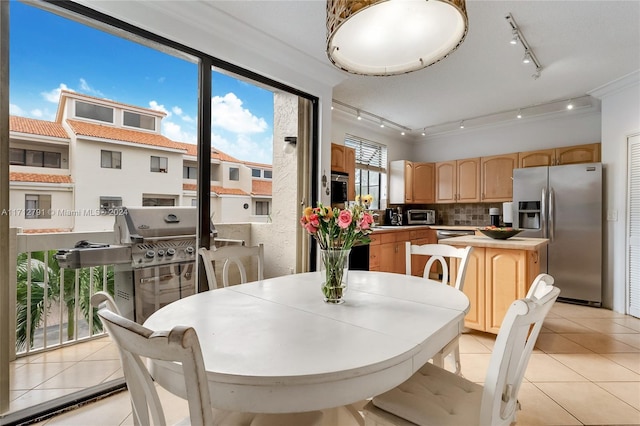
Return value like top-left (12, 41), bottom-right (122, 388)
top-left (522, 51), bottom-right (532, 64)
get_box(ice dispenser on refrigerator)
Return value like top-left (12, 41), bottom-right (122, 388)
top-left (517, 201), bottom-right (541, 230)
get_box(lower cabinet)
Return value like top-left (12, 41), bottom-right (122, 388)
top-left (369, 230), bottom-right (412, 274)
top-left (408, 229), bottom-right (437, 277)
top-left (451, 247), bottom-right (541, 333)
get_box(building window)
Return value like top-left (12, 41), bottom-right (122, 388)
top-left (251, 168), bottom-right (261, 177)
top-left (101, 150), bottom-right (122, 169)
top-left (151, 156), bottom-right (168, 173)
top-left (255, 201), bottom-right (270, 216)
top-left (345, 135), bottom-right (388, 210)
top-left (143, 197), bottom-right (175, 207)
top-left (123, 111), bottom-right (155, 131)
top-left (263, 170), bottom-right (272, 179)
top-left (99, 196), bottom-right (123, 215)
top-left (10, 148), bottom-right (61, 168)
top-left (75, 100), bottom-right (114, 123)
top-left (229, 167), bottom-right (239, 181)
top-left (183, 166), bottom-right (197, 179)
top-left (25, 194), bottom-right (51, 219)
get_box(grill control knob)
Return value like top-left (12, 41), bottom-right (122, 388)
top-left (145, 250), bottom-right (155, 259)
top-left (157, 250), bottom-right (165, 257)
top-left (185, 246), bottom-right (195, 255)
top-left (166, 248), bottom-right (175, 256)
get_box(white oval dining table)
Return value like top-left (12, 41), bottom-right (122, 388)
top-left (143, 270), bottom-right (469, 415)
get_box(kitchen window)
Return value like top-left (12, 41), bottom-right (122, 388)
top-left (101, 150), bottom-right (122, 169)
top-left (345, 135), bottom-right (388, 210)
top-left (151, 156), bottom-right (168, 173)
top-left (25, 194), bottom-right (51, 219)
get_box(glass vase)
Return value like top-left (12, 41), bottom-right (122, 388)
top-left (320, 248), bottom-right (350, 304)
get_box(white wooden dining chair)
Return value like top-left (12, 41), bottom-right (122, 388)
top-left (92, 294), bottom-right (323, 426)
top-left (199, 243), bottom-right (264, 289)
top-left (405, 242), bottom-right (473, 375)
top-left (363, 273), bottom-right (560, 426)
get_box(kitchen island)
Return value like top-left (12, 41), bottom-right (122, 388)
top-left (440, 235), bottom-right (548, 333)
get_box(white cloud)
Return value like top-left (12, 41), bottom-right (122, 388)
top-left (162, 121), bottom-right (196, 144)
top-left (79, 78), bottom-right (105, 97)
top-left (172, 106), bottom-right (183, 115)
top-left (149, 100), bottom-right (171, 117)
top-left (211, 93), bottom-right (267, 134)
top-left (42, 83), bottom-right (73, 103)
top-left (10, 104), bottom-right (25, 116)
top-left (211, 132), bottom-right (272, 164)
top-left (31, 109), bottom-right (43, 118)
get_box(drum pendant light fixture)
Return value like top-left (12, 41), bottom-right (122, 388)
top-left (326, 0), bottom-right (468, 76)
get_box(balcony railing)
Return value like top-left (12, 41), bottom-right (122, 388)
top-left (11, 229), bottom-right (116, 359)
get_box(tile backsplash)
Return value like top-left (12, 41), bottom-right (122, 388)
top-left (430, 203), bottom-right (506, 226)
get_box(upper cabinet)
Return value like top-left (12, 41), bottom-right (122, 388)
top-left (390, 160), bottom-right (435, 204)
top-left (435, 158), bottom-right (480, 203)
top-left (481, 153), bottom-right (518, 202)
top-left (331, 143), bottom-right (356, 201)
top-left (518, 143), bottom-right (601, 168)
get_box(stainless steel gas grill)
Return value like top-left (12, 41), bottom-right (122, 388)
top-left (56, 206), bottom-right (237, 324)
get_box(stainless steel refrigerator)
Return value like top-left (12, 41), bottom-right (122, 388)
top-left (513, 163), bottom-right (602, 305)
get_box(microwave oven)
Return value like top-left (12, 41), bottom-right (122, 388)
top-left (406, 209), bottom-right (435, 225)
top-left (330, 173), bottom-right (349, 204)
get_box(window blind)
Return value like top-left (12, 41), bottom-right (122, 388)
top-left (629, 134), bottom-right (640, 318)
top-left (344, 134), bottom-right (387, 173)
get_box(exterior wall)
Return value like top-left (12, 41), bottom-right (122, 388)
top-left (69, 137), bottom-right (184, 231)
top-left (216, 196), bottom-right (253, 223)
top-left (9, 185), bottom-right (74, 231)
top-left (591, 72), bottom-right (640, 313)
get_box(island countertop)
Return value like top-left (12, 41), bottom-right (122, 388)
top-left (440, 235), bottom-right (548, 251)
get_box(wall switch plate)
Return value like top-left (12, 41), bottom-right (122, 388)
top-left (607, 209), bottom-right (618, 221)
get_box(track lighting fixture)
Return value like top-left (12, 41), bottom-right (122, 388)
top-left (506, 13), bottom-right (542, 78)
top-left (517, 110), bottom-right (522, 119)
top-left (379, 120), bottom-right (385, 128)
top-left (421, 129), bottom-right (426, 136)
top-left (567, 100), bottom-right (574, 110)
top-left (332, 99), bottom-right (411, 135)
top-left (459, 121), bottom-right (465, 129)
top-left (401, 131), bottom-right (405, 136)
top-left (356, 110), bottom-right (362, 120)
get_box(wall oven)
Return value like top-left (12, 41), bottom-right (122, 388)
top-left (331, 172), bottom-right (349, 204)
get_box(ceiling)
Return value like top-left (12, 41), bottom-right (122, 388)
top-left (76, 1), bottom-right (640, 137)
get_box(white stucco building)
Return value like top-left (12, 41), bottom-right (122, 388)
top-left (9, 91), bottom-right (272, 232)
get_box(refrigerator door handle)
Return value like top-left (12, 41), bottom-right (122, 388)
top-left (549, 187), bottom-right (555, 243)
top-left (541, 187), bottom-right (547, 238)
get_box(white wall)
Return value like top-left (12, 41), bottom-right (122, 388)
top-left (412, 109), bottom-right (602, 161)
top-left (9, 186), bottom-right (74, 231)
top-left (590, 71), bottom-right (640, 313)
top-left (331, 112), bottom-right (415, 161)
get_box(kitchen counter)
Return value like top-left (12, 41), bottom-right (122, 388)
top-left (441, 235), bottom-right (548, 251)
top-left (372, 225), bottom-right (432, 232)
top-left (429, 225), bottom-right (479, 231)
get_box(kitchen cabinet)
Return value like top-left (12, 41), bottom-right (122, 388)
top-left (389, 160), bottom-right (435, 204)
top-left (370, 229), bottom-right (410, 274)
top-left (331, 143), bottom-right (356, 200)
top-left (435, 158), bottom-right (480, 203)
top-left (480, 153), bottom-right (518, 202)
top-left (518, 143), bottom-right (601, 168)
top-left (445, 236), bottom-right (545, 333)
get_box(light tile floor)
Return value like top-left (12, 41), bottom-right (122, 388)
top-left (20, 302), bottom-right (640, 425)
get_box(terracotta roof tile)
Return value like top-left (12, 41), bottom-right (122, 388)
top-left (243, 160), bottom-right (272, 169)
top-left (10, 116), bottom-right (69, 139)
top-left (10, 172), bottom-right (73, 184)
top-left (182, 183), bottom-right (248, 196)
top-left (174, 141), bottom-right (241, 163)
top-left (252, 180), bottom-right (272, 196)
top-left (67, 119), bottom-right (186, 150)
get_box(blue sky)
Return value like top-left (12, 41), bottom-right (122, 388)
top-left (8, 1), bottom-right (274, 164)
